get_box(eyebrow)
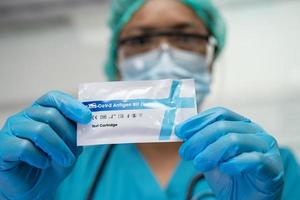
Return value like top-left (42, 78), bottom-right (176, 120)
top-left (125, 22), bottom-right (199, 34)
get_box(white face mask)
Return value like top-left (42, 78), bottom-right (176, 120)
top-left (118, 44), bottom-right (212, 107)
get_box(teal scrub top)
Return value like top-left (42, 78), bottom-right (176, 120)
top-left (54, 144), bottom-right (300, 200)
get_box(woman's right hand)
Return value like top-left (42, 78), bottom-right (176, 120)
top-left (0, 91), bottom-right (92, 200)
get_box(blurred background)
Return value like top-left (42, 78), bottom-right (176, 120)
top-left (0, 0), bottom-right (299, 156)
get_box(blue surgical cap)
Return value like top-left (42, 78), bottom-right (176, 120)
top-left (105, 0), bottom-right (227, 80)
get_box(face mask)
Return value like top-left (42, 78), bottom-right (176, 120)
top-left (118, 44), bottom-right (211, 107)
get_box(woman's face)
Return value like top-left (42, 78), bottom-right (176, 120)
top-left (117, 0), bottom-right (212, 79)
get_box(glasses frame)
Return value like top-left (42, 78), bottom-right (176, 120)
top-left (118, 31), bottom-right (210, 47)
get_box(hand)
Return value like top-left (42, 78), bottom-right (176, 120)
top-left (0, 91), bottom-right (92, 200)
top-left (175, 107), bottom-right (284, 200)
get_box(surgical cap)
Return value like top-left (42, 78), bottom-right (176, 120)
top-left (105, 0), bottom-right (227, 80)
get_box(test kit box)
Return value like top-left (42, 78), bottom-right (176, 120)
top-left (77, 79), bottom-right (197, 146)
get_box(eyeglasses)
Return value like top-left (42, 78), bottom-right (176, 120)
top-left (118, 31), bottom-right (213, 58)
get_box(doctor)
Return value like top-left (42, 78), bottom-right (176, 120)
top-left (0, 0), bottom-right (300, 199)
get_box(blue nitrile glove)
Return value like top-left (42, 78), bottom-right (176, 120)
top-left (0, 91), bottom-right (92, 200)
top-left (175, 107), bottom-right (284, 200)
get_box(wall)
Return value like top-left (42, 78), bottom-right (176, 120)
top-left (206, 0), bottom-right (300, 156)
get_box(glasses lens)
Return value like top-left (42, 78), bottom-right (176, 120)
top-left (168, 34), bottom-right (208, 54)
top-left (118, 35), bottom-right (158, 58)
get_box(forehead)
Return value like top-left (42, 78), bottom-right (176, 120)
top-left (120, 0), bottom-right (208, 37)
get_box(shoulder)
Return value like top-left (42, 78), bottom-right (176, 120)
top-left (278, 147), bottom-right (300, 200)
top-left (279, 147), bottom-right (299, 167)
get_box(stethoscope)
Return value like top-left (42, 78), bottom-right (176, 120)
top-left (85, 145), bottom-right (215, 200)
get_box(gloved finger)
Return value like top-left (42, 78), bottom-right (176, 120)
top-left (35, 91), bottom-right (92, 124)
top-left (175, 107), bottom-right (250, 140)
top-left (0, 133), bottom-right (50, 169)
top-left (25, 105), bottom-right (79, 156)
top-left (219, 151), bottom-right (284, 182)
top-left (179, 121), bottom-right (261, 160)
top-left (10, 117), bottom-right (75, 167)
top-left (193, 133), bottom-right (270, 172)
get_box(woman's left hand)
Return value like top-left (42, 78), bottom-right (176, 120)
top-left (175, 107), bottom-right (284, 200)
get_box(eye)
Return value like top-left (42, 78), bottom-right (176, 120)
top-left (174, 35), bottom-right (197, 44)
top-left (124, 36), bottom-right (152, 47)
